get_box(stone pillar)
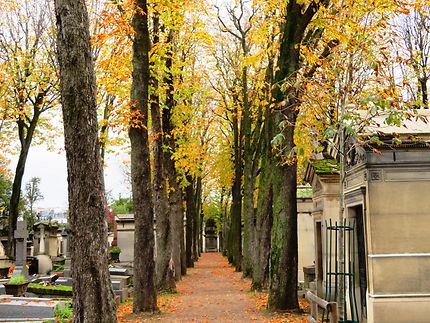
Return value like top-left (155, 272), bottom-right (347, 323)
top-left (13, 220), bottom-right (28, 277)
top-left (39, 225), bottom-right (46, 255)
top-left (63, 226), bottom-right (71, 278)
top-left (61, 229), bottom-right (68, 256)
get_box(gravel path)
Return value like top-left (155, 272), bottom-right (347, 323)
top-left (123, 252), bottom-right (267, 322)
top-left (165, 252), bottom-right (265, 322)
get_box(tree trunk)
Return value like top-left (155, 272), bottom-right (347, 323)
top-left (268, 0), bottom-right (323, 310)
top-left (166, 158), bottom-right (183, 280)
top-left (223, 189), bottom-right (230, 256)
top-left (162, 31), bottom-right (183, 281)
top-left (100, 94), bottom-right (115, 164)
top-left (8, 113), bottom-right (40, 256)
top-left (252, 115), bottom-right (273, 291)
top-left (129, 0), bottom-right (157, 312)
top-left (252, 53), bottom-right (274, 291)
top-left (185, 177), bottom-right (195, 268)
top-left (54, 1), bottom-right (117, 321)
top-left (419, 76), bottom-right (428, 108)
top-left (193, 177), bottom-right (202, 260)
top-left (228, 97), bottom-right (243, 271)
top-left (242, 63), bottom-right (256, 278)
top-left (150, 18), bottom-right (175, 292)
top-left (180, 194), bottom-right (187, 275)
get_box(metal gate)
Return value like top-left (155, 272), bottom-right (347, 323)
top-left (323, 219), bottom-right (359, 323)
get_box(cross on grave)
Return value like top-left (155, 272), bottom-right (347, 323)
top-left (13, 220), bottom-right (29, 277)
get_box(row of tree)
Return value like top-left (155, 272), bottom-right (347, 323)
top-left (206, 0), bottom-right (430, 311)
top-left (0, 0), bottom-right (429, 321)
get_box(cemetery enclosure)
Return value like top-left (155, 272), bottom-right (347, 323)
top-left (306, 111), bottom-right (430, 322)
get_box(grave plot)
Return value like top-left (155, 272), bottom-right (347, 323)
top-left (0, 296), bottom-right (66, 322)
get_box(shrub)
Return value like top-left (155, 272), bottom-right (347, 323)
top-left (54, 302), bottom-right (73, 322)
top-left (29, 283), bottom-right (72, 292)
top-left (52, 263), bottom-right (65, 272)
top-left (8, 275), bottom-right (28, 284)
top-left (110, 246), bottom-right (121, 254)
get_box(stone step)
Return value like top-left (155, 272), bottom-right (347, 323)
top-left (109, 267), bottom-right (131, 276)
top-left (110, 275), bottom-right (131, 286)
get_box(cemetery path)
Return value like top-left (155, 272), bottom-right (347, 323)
top-left (120, 252), bottom-right (268, 322)
top-left (161, 252), bottom-right (266, 322)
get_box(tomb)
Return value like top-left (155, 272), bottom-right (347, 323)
top-left (342, 111), bottom-right (430, 322)
top-left (204, 218), bottom-right (218, 252)
top-left (306, 110), bottom-right (430, 322)
top-left (115, 214), bottom-right (135, 263)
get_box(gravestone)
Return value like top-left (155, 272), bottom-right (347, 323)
top-left (13, 220), bottom-right (28, 277)
top-left (35, 225), bottom-right (52, 274)
top-left (0, 296), bottom-right (65, 321)
top-left (63, 226), bottom-right (71, 278)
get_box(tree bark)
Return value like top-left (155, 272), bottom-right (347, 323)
top-left (54, 1), bottom-right (117, 321)
top-left (129, 0), bottom-right (157, 312)
top-left (150, 17), bottom-right (175, 292)
top-left (8, 111), bottom-right (41, 256)
top-left (100, 94), bottom-right (115, 164)
top-left (185, 177), bottom-right (195, 268)
top-left (252, 53), bottom-right (274, 291)
top-left (252, 109), bottom-right (274, 291)
top-left (419, 76), bottom-right (428, 108)
top-left (228, 96), bottom-right (243, 271)
top-left (242, 62), bottom-right (257, 277)
top-left (268, 0), bottom-right (323, 310)
top-left (193, 177), bottom-right (202, 260)
top-left (162, 30), bottom-right (183, 281)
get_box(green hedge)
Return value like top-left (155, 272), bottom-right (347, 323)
top-left (28, 283), bottom-right (72, 296)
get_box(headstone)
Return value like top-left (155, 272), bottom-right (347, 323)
top-left (63, 227), bottom-right (71, 278)
top-left (13, 220), bottom-right (28, 277)
top-left (61, 229), bottom-right (68, 257)
top-left (36, 230), bottom-right (53, 274)
top-left (39, 225), bottom-right (46, 255)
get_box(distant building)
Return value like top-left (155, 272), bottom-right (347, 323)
top-left (35, 208), bottom-right (68, 224)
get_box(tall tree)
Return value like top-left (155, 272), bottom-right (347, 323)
top-left (25, 177), bottom-right (43, 220)
top-left (1, 0), bottom-right (59, 255)
top-left (24, 177), bottom-right (44, 227)
top-left (211, 38), bottom-right (243, 270)
top-left (268, 0), bottom-right (327, 310)
top-left (162, 30), bottom-right (184, 282)
top-left (217, 0), bottom-right (259, 277)
top-left (397, 7), bottom-right (430, 108)
top-left (129, 0), bottom-right (158, 313)
top-left (150, 16), bottom-right (176, 291)
top-left (54, 0), bottom-right (117, 321)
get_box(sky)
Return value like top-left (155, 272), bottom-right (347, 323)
top-left (9, 142), bottom-right (131, 210)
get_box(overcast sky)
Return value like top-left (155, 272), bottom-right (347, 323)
top-left (9, 143), bottom-right (131, 210)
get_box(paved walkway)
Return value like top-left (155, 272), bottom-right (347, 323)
top-left (167, 252), bottom-right (265, 322)
top-left (125, 253), bottom-right (267, 322)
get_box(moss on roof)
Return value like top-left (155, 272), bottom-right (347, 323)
top-left (297, 185), bottom-right (313, 199)
top-left (311, 159), bottom-right (340, 174)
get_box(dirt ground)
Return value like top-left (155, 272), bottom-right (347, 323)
top-left (119, 252), bottom-right (309, 323)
